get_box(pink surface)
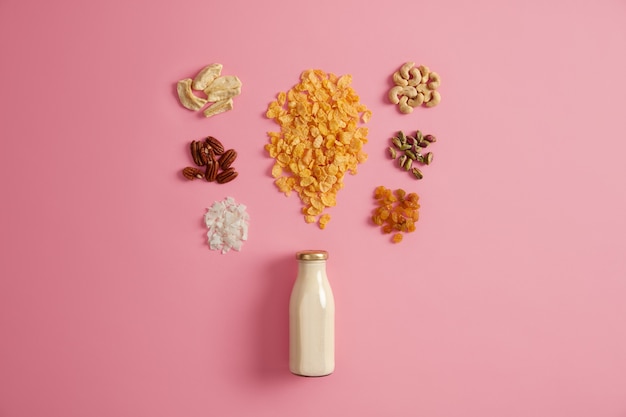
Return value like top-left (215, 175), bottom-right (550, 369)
top-left (1, 0), bottom-right (626, 416)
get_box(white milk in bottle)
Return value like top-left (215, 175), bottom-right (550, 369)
top-left (289, 250), bottom-right (335, 377)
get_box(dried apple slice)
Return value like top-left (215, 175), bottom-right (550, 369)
top-left (203, 98), bottom-right (234, 118)
top-left (192, 63), bottom-right (223, 91)
top-left (176, 78), bottom-right (207, 111)
top-left (203, 75), bottom-right (242, 95)
top-left (206, 86), bottom-right (241, 102)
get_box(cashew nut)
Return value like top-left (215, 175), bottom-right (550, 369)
top-left (398, 95), bottom-right (413, 114)
top-left (388, 62), bottom-right (441, 113)
top-left (427, 72), bottom-right (441, 90)
top-left (416, 83), bottom-right (430, 94)
top-left (407, 67), bottom-right (422, 86)
top-left (177, 78), bottom-right (208, 111)
top-left (418, 65), bottom-right (430, 83)
top-left (192, 63), bottom-right (223, 91)
top-left (388, 85), bottom-right (404, 104)
top-left (400, 85), bottom-right (418, 98)
top-left (407, 93), bottom-right (424, 108)
top-left (392, 71), bottom-right (408, 87)
top-left (425, 90), bottom-right (441, 108)
top-left (399, 61), bottom-right (415, 80)
top-left (422, 90), bottom-right (433, 104)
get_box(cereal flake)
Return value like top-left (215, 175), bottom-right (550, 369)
top-left (265, 69), bottom-right (371, 228)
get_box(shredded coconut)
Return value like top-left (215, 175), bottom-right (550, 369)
top-left (204, 197), bottom-right (250, 254)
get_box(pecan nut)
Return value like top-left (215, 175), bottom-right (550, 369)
top-left (218, 149), bottom-right (237, 170)
top-left (205, 136), bottom-right (225, 155)
top-left (182, 167), bottom-right (204, 180)
top-left (205, 161), bottom-right (219, 182)
top-left (190, 141), bottom-right (203, 166)
top-left (199, 142), bottom-right (216, 166)
top-left (216, 167), bottom-right (238, 184)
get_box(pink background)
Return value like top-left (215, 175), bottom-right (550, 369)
top-left (1, 0), bottom-right (626, 416)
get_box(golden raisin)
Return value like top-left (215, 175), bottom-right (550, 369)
top-left (391, 233), bottom-right (403, 243)
top-left (371, 186), bottom-right (420, 243)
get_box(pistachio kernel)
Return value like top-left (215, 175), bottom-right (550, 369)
top-left (411, 167), bottom-right (424, 179)
top-left (388, 147), bottom-right (397, 159)
top-left (424, 134), bottom-right (436, 143)
top-left (405, 149), bottom-right (418, 160)
top-left (424, 152), bottom-right (434, 165)
top-left (392, 137), bottom-right (403, 149)
top-left (398, 154), bottom-right (407, 168)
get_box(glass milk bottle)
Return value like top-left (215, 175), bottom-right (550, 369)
top-left (289, 250), bottom-right (335, 377)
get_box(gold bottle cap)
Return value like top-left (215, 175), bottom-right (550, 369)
top-left (296, 250), bottom-right (328, 261)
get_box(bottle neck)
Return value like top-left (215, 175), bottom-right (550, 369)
top-left (297, 260), bottom-right (327, 279)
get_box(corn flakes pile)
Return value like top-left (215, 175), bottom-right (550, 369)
top-left (265, 69), bottom-right (372, 229)
top-left (371, 186), bottom-right (420, 243)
